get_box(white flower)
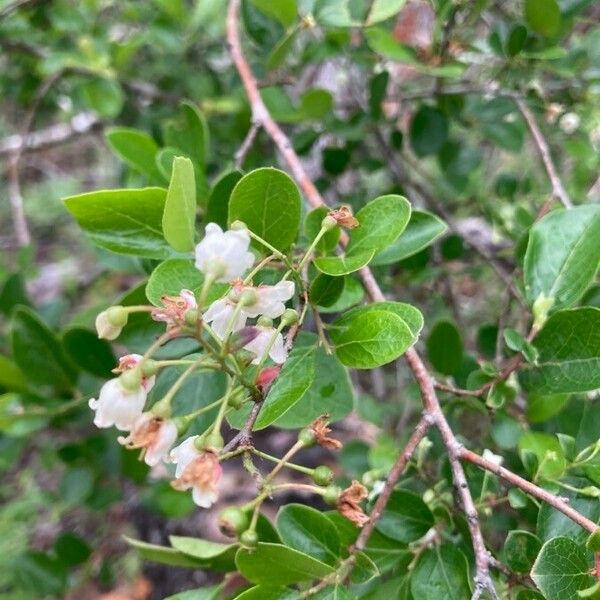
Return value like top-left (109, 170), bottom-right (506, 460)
top-left (151, 289), bottom-right (197, 331)
top-left (112, 353), bottom-right (155, 392)
top-left (195, 223), bottom-right (254, 283)
top-left (242, 281), bottom-right (295, 318)
top-left (88, 378), bottom-right (147, 431)
top-left (95, 306), bottom-right (128, 340)
top-left (559, 112), bottom-right (580, 134)
top-left (203, 297), bottom-right (247, 339)
top-left (118, 413), bottom-right (178, 466)
top-left (243, 326), bottom-right (287, 365)
top-left (170, 437), bottom-right (222, 508)
top-left (482, 449), bottom-right (504, 467)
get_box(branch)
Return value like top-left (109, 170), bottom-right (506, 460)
top-left (515, 97), bottom-right (573, 209)
top-left (235, 122), bottom-right (261, 169)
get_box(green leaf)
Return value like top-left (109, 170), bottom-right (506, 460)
top-left (206, 171), bottom-right (243, 228)
top-left (410, 544), bottom-right (470, 600)
top-left (365, 0), bottom-right (406, 25)
top-left (82, 78), bottom-right (124, 118)
top-left (62, 328), bottom-right (116, 378)
top-left (267, 28), bottom-right (299, 70)
top-left (54, 533), bottom-right (91, 568)
top-left (228, 168), bottom-right (301, 252)
top-left (235, 586), bottom-right (299, 600)
top-left (276, 504), bottom-right (341, 565)
top-left (519, 308), bottom-right (600, 394)
top-left (64, 187), bottom-right (170, 258)
top-left (310, 274), bottom-right (345, 307)
top-left (375, 490), bottom-right (434, 544)
top-left (482, 121), bottom-right (524, 153)
top-left (524, 206), bottom-right (600, 310)
top-left (162, 156), bottom-right (197, 252)
top-left (586, 530), bottom-right (600, 552)
top-left (527, 393), bottom-right (569, 423)
top-left (350, 551), bottom-right (380, 584)
top-left (330, 302), bottom-right (423, 369)
top-left (304, 207), bottom-right (340, 254)
top-left (163, 585), bottom-right (224, 600)
top-left (105, 128), bottom-right (164, 183)
top-left (531, 537), bottom-right (593, 600)
top-left (525, 0), bottom-right (561, 37)
top-left (504, 530), bottom-right (542, 573)
top-left (11, 307), bottom-right (77, 390)
top-left (235, 543), bottom-right (334, 585)
top-left (372, 210), bottom-right (447, 266)
top-left (348, 195), bottom-right (411, 256)
top-left (13, 551), bottom-right (67, 598)
top-left (164, 101), bottom-right (210, 168)
top-left (319, 276), bottom-right (364, 314)
top-left (315, 0), bottom-right (405, 27)
top-left (169, 536), bottom-right (237, 571)
top-left (299, 89), bottom-right (333, 120)
top-left (313, 250), bottom-right (376, 276)
top-left (410, 105), bottom-right (449, 157)
top-left (426, 320), bottom-right (464, 376)
top-left (251, 0), bottom-right (296, 27)
top-left (124, 537), bottom-right (208, 568)
top-left (518, 432), bottom-right (566, 480)
top-left (0, 355), bottom-right (29, 392)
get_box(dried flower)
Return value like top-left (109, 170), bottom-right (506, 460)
top-left (151, 289), bottom-right (197, 332)
top-left (337, 480), bottom-right (369, 527)
top-left (309, 415), bottom-right (342, 450)
top-left (328, 205), bottom-right (359, 229)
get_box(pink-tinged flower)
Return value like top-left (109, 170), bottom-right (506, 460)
top-left (243, 326), bottom-right (287, 365)
top-left (241, 281), bottom-right (295, 319)
top-left (170, 437), bottom-right (222, 508)
top-left (256, 366), bottom-right (281, 393)
top-left (203, 297), bottom-right (247, 339)
top-left (118, 413), bottom-right (178, 466)
top-left (88, 378), bottom-right (147, 431)
top-left (151, 289), bottom-right (197, 332)
top-left (195, 223), bottom-right (255, 283)
top-left (112, 353), bottom-right (155, 392)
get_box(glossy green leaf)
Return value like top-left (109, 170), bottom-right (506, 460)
top-left (276, 504), bottom-right (341, 565)
top-left (304, 207), bottom-right (341, 254)
top-left (235, 543), bottom-right (334, 585)
top-left (163, 585), bottom-right (223, 600)
top-left (525, 0), bottom-right (561, 37)
top-left (518, 432), bottom-right (566, 480)
top-left (206, 170), bottom-right (243, 228)
top-left (410, 544), bottom-right (470, 600)
top-left (124, 537), bottom-right (207, 568)
top-left (105, 128), bottom-right (164, 183)
top-left (62, 328), bottom-right (116, 378)
top-left (235, 587), bottom-right (299, 600)
top-left (82, 78), bottom-right (124, 118)
top-left (315, 0), bottom-right (405, 27)
top-left (504, 530), bottom-right (542, 573)
top-left (162, 156), bottom-right (197, 252)
top-left (372, 210), bottom-right (447, 266)
top-left (330, 302), bottom-right (423, 368)
top-left (169, 536), bottom-right (237, 571)
top-left (313, 250), bottom-right (376, 276)
top-left (251, 0), bottom-right (296, 27)
top-left (318, 277), bottom-right (364, 314)
top-left (426, 320), bottom-right (464, 376)
top-left (531, 537), bottom-right (593, 600)
top-left (300, 89), bottom-right (333, 120)
top-left (519, 308), bottom-right (600, 394)
top-left (365, 0), bottom-right (406, 25)
top-left (524, 206), bottom-right (600, 310)
top-left (350, 551), bottom-right (380, 584)
top-left (11, 307), bottom-right (77, 390)
top-left (164, 101), bottom-right (209, 168)
top-left (64, 188), bottom-right (170, 258)
top-left (310, 274), bottom-right (345, 307)
top-left (0, 355), bottom-right (29, 392)
top-left (410, 106), bottom-right (448, 157)
top-left (375, 490), bottom-right (434, 544)
top-left (348, 195), bottom-right (411, 256)
top-left (527, 393), bottom-right (569, 423)
top-left (228, 168), bottom-right (301, 252)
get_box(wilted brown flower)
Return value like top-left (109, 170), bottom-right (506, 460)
top-left (328, 205), bottom-right (359, 229)
top-left (309, 415), bottom-right (342, 450)
top-left (337, 480), bottom-right (369, 527)
top-left (151, 289), bottom-right (197, 331)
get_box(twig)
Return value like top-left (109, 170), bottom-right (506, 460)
top-left (515, 97), bottom-right (573, 209)
top-left (235, 122), bottom-right (261, 169)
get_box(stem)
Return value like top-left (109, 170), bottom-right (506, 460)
top-left (297, 226), bottom-right (328, 272)
top-left (251, 448), bottom-right (314, 475)
top-left (253, 321), bottom-right (286, 375)
top-left (198, 272), bottom-right (217, 309)
top-left (243, 254), bottom-right (276, 284)
top-left (262, 440), bottom-right (304, 485)
top-left (246, 229), bottom-right (286, 260)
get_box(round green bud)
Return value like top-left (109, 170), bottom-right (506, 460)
top-left (323, 485), bottom-right (342, 505)
top-left (321, 215), bottom-right (338, 231)
top-left (240, 529), bottom-right (258, 549)
top-left (184, 308), bottom-right (199, 326)
top-left (120, 368), bottom-right (142, 391)
top-left (238, 289), bottom-right (258, 307)
top-left (361, 470), bottom-right (379, 488)
top-left (106, 305), bottom-right (128, 327)
top-left (280, 308), bottom-right (299, 326)
top-left (298, 428), bottom-right (316, 448)
top-left (218, 507), bottom-right (250, 537)
top-left (228, 388), bottom-right (248, 409)
top-left (312, 465), bottom-right (334, 486)
top-left (141, 359), bottom-right (158, 378)
top-left (204, 431), bottom-right (224, 451)
top-left (230, 220), bottom-right (248, 231)
top-left (256, 315), bottom-right (273, 328)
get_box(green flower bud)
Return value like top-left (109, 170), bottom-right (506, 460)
top-left (205, 431), bottom-right (224, 451)
top-left (312, 465), bottom-right (334, 486)
top-left (323, 485), bottom-right (342, 505)
top-left (256, 315), bottom-right (273, 328)
top-left (298, 428), bottom-right (316, 448)
top-left (141, 359), bottom-right (158, 378)
top-left (321, 215), bottom-right (338, 231)
top-left (119, 368), bottom-right (142, 391)
top-left (238, 289), bottom-right (258, 307)
top-left (240, 529), bottom-right (258, 549)
top-left (218, 507), bottom-right (250, 537)
top-left (184, 308), bottom-right (199, 326)
top-left (280, 308), bottom-right (299, 326)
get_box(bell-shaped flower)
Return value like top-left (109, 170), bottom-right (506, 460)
top-left (241, 281), bottom-right (295, 319)
top-left (169, 436), bottom-right (222, 508)
top-left (112, 353), bottom-right (155, 392)
top-left (195, 223), bottom-right (254, 283)
top-left (151, 289), bottom-right (197, 332)
top-left (95, 306), bottom-right (128, 340)
top-left (203, 297), bottom-right (247, 339)
top-left (243, 326), bottom-right (287, 365)
top-left (118, 412), bottom-right (178, 466)
top-left (88, 377), bottom-right (147, 431)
